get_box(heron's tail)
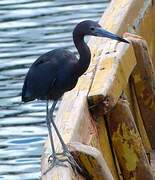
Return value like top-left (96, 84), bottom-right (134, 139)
top-left (22, 82), bottom-right (35, 102)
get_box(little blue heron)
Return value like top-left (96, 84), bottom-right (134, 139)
top-left (22, 20), bottom-right (129, 174)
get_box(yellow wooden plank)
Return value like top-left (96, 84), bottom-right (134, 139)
top-left (89, 107), bottom-right (119, 179)
top-left (125, 33), bottom-right (155, 148)
top-left (88, 0), bottom-right (152, 108)
top-left (98, 0), bottom-right (151, 34)
top-left (69, 142), bottom-right (115, 180)
top-left (89, 44), bottom-right (136, 113)
top-left (107, 98), bottom-right (154, 180)
top-left (138, 4), bottom-right (155, 67)
top-left (130, 79), bottom-right (152, 153)
top-left (150, 150), bottom-right (155, 177)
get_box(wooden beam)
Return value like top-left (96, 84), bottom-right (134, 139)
top-left (88, 0), bottom-right (152, 111)
top-left (107, 98), bottom-right (154, 180)
top-left (69, 142), bottom-right (115, 180)
top-left (125, 33), bottom-right (155, 148)
top-left (130, 80), bottom-right (151, 153)
top-left (88, 44), bottom-right (136, 114)
top-left (150, 151), bottom-right (155, 177)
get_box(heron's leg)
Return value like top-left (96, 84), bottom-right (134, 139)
top-left (49, 102), bottom-right (68, 151)
top-left (46, 100), bottom-right (56, 156)
top-left (44, 101), bottom-right (64, 171)
top-left (48, 101), bottom-right (82, 173)
top-left (44, 100), bottom-right (83, 175)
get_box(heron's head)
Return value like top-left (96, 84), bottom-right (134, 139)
top-left (74, 20), bottom-right (129, 44)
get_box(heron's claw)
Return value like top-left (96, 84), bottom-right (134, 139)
top-left (43, 150), bottom-right (82, 175)
top-left (43, 155), bottom-right (67, 175)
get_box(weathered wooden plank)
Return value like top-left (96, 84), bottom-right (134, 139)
top-left (69, 142), bottom-right (115, 180)
top-left (130, 80), bottom-right (151, 153)
top-left (150, 151), bottom-right (155, 177)
top-left (125, 33), bottom-right (155, 148)
top-left (97, 0), bottom-right (152, 35)
top-left (88, 0), bottom-right (153, 111)
top-left (88, 0), bottom-right (152, 109)
top-left (107, 98), bottom-right (154, 180)
top-left (88, 105), bottom-right (120, 180)
top-left (88, 44), bottom-right (136, 114)
top-left (138, 4), bottom-right (155, 68)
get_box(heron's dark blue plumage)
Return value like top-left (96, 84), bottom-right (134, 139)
top-left (22, 48), bottom-right (78, 101)
top-left (22, 20), bottom-right (128, 102)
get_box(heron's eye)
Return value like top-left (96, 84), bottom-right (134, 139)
top-left (90, 27), bottom-right (95, 31)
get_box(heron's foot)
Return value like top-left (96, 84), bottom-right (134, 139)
top-left (54, 150), bottom-right (82, 175)
top-left (48, 151), bottom-right (71, 164)
top-left (43, 150), bottom-right (82, 175)
top-left (43, 153), bottom-right (67, 175)
top-left (49, 151), bottom-right (79, 169)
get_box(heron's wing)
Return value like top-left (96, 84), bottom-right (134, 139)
top-left (22, 48), bottom-right (76, 102)
top-left (22, 58), bottom-right (58, 101)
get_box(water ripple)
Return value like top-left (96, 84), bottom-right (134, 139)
top-left (0, 0), bottom-right (109, 179)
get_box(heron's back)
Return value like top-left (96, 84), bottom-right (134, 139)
top-left (22, 48), bottom-right (78, 102)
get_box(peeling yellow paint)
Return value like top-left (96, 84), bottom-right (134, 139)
top-left (123, 143), bottom-right (138, 171)
top-left (108, 100), bottom-right (154, 179)
top-left (96, 116), bottom-right (119, 179)
top-left (130, 81), bottom-right (151, 152)
top-left (112, 123), bottom-right (140, 171)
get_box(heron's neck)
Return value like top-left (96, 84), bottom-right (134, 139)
top-left (73, 32), bottom-right (91, 77)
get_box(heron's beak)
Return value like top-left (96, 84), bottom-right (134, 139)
top-left (95, 27), bottom-right (129, 44)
